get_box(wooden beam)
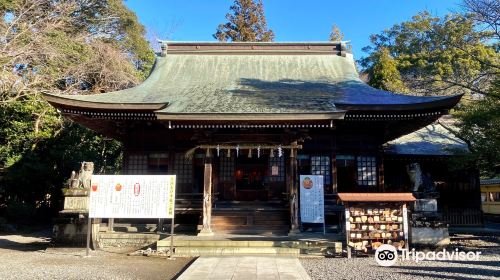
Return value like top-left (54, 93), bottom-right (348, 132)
top-left (197, 144), bottom-right (302, 150)
top-left (156, 112), bottom-right (346, 121)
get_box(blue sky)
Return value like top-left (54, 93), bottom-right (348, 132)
top-left (125, 0), bottom-right (461, 60)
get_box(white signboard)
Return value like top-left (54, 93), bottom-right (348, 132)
top-left (299, 175), bottom-right (325, 223)
top-left (89, 175), bottom-right (176, 218)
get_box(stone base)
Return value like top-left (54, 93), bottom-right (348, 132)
top-left (411, 227), bottom-right (450, 246)
top-left (287, 229), bottom-right (302, 236)
top-left (197, 228), bottom-right (214, 236)
top-left (52, 217), bottom-right (88, 245)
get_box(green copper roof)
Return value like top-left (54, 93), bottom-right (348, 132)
top-left (45, 42), bottom-right (461, 116)
top-left (383, 122), bottom-right (469, 156)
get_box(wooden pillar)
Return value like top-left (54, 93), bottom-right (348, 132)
top-left (378, 154), bottom-right (385, 192)
top-left (331, 155), bottom-right (338, 194)
top-left (289, 146), bottom-right (300, 233)
top-left (198, 149), bottom-right (214, 236)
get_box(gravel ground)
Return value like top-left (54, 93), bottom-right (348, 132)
top-left (301, 234), bottom-right (500, 280)
top-left (0, 230), bottom-right (193, 280)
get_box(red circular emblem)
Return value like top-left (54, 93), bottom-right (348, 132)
top-left (134, 183), bottom-right (140, 196)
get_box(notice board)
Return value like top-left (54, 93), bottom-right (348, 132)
top-left (89, 175), bottom-right (176, 218)
top-left (299, 175), bottom-right (325, 223)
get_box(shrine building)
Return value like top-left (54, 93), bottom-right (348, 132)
top-left (44, 42), bottom-right (480, 236)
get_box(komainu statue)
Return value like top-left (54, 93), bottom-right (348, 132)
top-left (67, 162), bottom-right (94, 189)
top-left (407, 163), bottom-right (422, 192)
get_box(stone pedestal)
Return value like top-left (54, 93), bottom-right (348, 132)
top-left (411, 227), bottom-right (450, 246)
top-left (61, 189), bottom-right (89, 213)
top-left (52, 188), bottom-right (98, 246)
top-left (414, 199), bottom-right (438, 212)
top-left (411, 198), bottom-right (449, 246)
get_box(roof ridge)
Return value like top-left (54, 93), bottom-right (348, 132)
top-left (158, 41), bottom-right (352, 56)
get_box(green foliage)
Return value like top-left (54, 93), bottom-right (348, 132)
top-left (214, 0), bottom-right (274, 42)
top-left (0, 96), bottom-right (61, 167)
top-left (361, 6), bottom-right (499, 178)
top-left (366, 48), bottom-right (408, 93)
top-left (4, 201), bottom-right (36, 224)
top-left (360, 11), bottom-right (498, 98)
top-left (67, 0), bottom-right (155, 77)
top-left (329, 24), bottom-right (344, 41)
top-left (455, 78), bottom-right (500, 177)
top-left (0, 0), bottom-right (152, 222)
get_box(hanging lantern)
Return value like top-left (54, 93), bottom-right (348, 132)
top-left (248, 149), bottom-right (252, 158)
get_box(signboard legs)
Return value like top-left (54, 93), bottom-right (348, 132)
top-left (85, 217), bottom-right (91, 257)
top-left (169, 214), bottom-right (175, 259)
top-left (108, 218), bottom-right (114, 232)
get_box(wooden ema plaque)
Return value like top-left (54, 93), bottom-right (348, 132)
top-left (338, 193), bottom-right (416, 258)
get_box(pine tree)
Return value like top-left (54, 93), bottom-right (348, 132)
top-left (214, 0), bottom-right (274, 42)
top-left (367, 48), bottom-right (408, 93)
top-left (329, 24), bottom-right (344, 41)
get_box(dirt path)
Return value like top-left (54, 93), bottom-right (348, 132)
top-left (0, 230), bottom-right (193, 280)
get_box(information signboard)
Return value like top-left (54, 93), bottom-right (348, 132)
top-left (89, 175), bottom-right (176, 218)
top-left (299, 175), bottom-right (325, 223)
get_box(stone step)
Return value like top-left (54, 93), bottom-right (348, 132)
top-left (211, 224), bottom-right (288, 230)
top-left (99, 232), bottom-right (160, 248)
top-left (157, 239), bottom-right (341, 249)
top-left (173, 246), bottom-right (300, 257)
top-left (212, 212), bottom-right (288, 216)
top-left (210, 229), bottom-right (289, 235)
top-left (210, 218), bottom-right (289, 226)
top-left (100, 223), bottom-right (196, 233)
top-left (156, 238), bottom-right (343, 256)
top-left (253, 220), bottom-right (289, 226)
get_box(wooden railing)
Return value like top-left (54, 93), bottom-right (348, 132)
top-left (443, 207), bottom-right (483, 226)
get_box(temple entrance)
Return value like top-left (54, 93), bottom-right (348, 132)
top-left (209, 152), bottom-right (290, 234)
top-left (235, 156), bottom-right (267, 201)
top-left (217, 150), bottom-right (286, 202)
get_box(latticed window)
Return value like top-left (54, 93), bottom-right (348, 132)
top-left (127, 154), bottom-right (147, 174)
top-left (357, 156), bottom-right (377, 186)
top-left (268, 156), bottom-right (285, 182)
top-left (219, 150), bottom-right (234, 182)
top-left (173, 153), bottom-right (192, 184)
top-left (311, 156), bottom-right (331, 184)
top-left (148, 153), bottom-right (168, 174)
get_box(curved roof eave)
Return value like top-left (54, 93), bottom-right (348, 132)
top-left (155, 111), bottom-right (346, 121)
top-left (336, 94), bottom-right (464, 111)
top-left (43, 93), bottom-right (168, 111)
